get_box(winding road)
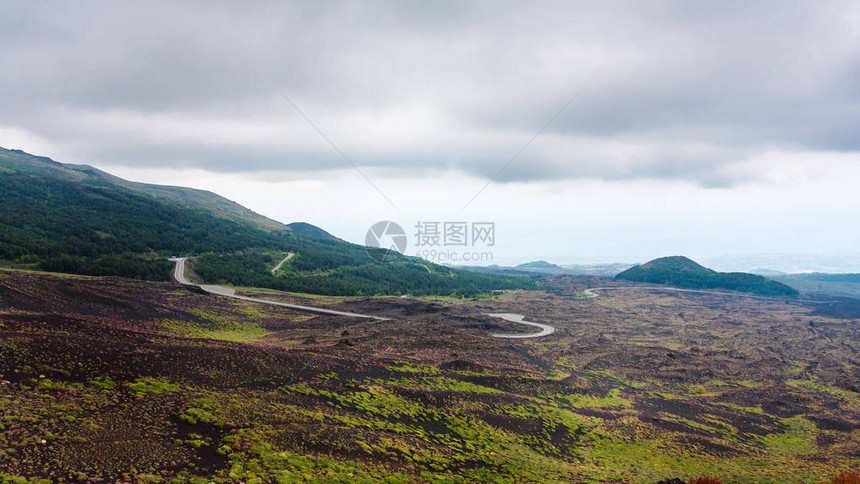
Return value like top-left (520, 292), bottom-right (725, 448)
top-left (485, 313), bottom-right (556, 339)
top-left (169, 257), bottom-right (389, 320)
top-left (170, 257), bottom-right (556, 337)
top-left (173, 259), bottom-right (818, 339)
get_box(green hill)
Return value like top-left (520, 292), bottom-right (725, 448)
top-left (616, 256), bottom-right (799, 297)
top-left (0, 147), bottom-right (532, 296)
top-left (516, 260), bottom-right (560, 269)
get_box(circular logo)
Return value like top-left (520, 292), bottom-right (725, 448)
top-left (365, 220), bottom-right (407, 262)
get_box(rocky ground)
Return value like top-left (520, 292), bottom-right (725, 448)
top-left (1, 269), bottom-right (858, 483)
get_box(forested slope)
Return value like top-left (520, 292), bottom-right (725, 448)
top-left (0, 147), bottom-right (532, 295)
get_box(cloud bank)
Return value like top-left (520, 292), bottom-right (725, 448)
top-left (2, 0), bottom-right (859, 187)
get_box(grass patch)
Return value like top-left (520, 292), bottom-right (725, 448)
top-left (650, 391), bottom-right (688, 400)
top-left (388, 362), bottom-right (439, 374)
top-left (735, 380), bottom-right (764, 388)
top-left (562, 388), bottom-right (631, 409)
top-left (125, 377), bottom-right (181, 396)
top-left (661, 413), bottom-right (728, 437)
top-left (716, 402), bottom-right (767, 415)
top-left (759, 416), bottom-right (818, 455)
top-left (88, 376), bottom-right (117, 389)
top-left (161, 318), bottom-right (271, 343)
top-left (786, 379), bottom-right (860, 410)
top-left (391, 376), bottom-right (502, 394)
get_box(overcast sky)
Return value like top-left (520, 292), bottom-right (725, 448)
top-left (2, 1), bottom-right (859, 269)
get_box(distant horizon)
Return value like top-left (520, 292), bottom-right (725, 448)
top-left (5, 142), bottom-right (859, 275)
top-left (478, 254), bottom-right (860, 275)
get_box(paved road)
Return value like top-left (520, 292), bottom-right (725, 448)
top-left (485, 312), bottom-right (555, 339)
top-left (271, 252), bottom-right (295, 274)
top-left (169, 257), bottom-right (389, 320)
top-left (170, 257), bottom-right (559, 334)
top-left (171, 257), bottom-right (193, 285)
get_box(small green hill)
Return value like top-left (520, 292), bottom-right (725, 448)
top-left (616, 256), bottom-right (799, 297)
top-left (516, 260), bottom-right (560, 269)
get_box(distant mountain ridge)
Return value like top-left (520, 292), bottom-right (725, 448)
top-left (771, 272), bottom-right (860, 299)
top-left (785, 273), bottom-right (860, 283)
top-left (616, 256), bottom-right (799, 297)
top-left (462, 261), bottom-right (632, 277)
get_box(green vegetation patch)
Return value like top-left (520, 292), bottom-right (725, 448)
top-left (220, 428), bottom-right (412, 483)
top-left (390, 376), bottom-right (502, 394)
top-left (716, 402), bottom-right (767, 415)
top-left (759, 416), bottom-right (818, 455)
top-left (88, 376), bottom-right (117, 390)
top-left (161, 310), bottom-right (272, 343)
top-left (125, 377), bottom-right (182, 396)
top-left (561, 388), bottom-right (631, 409)
top-left (388, 362), bottom-right (439, 374)
top-left (786, 379), bottom-right (860, 410)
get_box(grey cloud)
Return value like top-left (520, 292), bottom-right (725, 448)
top-left (1, 0), bottom-right (858, 186)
